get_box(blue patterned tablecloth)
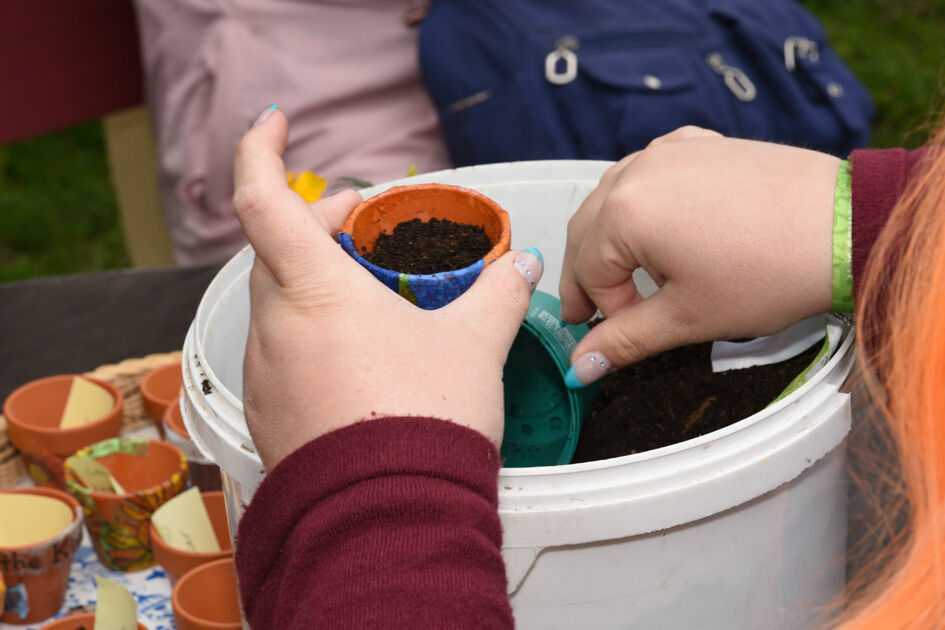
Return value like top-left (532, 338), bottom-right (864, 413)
top-left (1, 529), bottom-right (175, 630)
top-left (2, 424), bottom-right (176, 630)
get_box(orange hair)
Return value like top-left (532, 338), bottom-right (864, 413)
top-left (837, 120), bottom-right (945, 628)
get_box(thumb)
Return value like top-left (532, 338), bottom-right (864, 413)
top-left (564, 287), bottom-right (688, 388)
top-left (448, 248), bottom-right (544, 350)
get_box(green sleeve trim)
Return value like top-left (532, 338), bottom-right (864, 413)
top-left (831, 160), bottom-right (854, 312)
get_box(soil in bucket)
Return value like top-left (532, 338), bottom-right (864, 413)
top-left (362, 218), bottom-right (492, 274)
top-left (572, 340), bottom-right (821, 462)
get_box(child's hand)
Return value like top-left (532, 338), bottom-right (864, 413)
top-left (559, 127), bottom-right (839, 386)
top-left (234, 109), bottom-right (541, 469)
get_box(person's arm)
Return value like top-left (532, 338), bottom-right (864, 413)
top-left (850, 148), bottom-right (929, 295)
top-left (229, 107), bottom-right (538, 629)
top-left (235, 416), bottom-right (513, 630)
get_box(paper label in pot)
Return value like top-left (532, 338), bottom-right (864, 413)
top-left (151, 487), bottom-right (221, 553)
top-left (0, 494), bottom-right (73, 547)
top-left (60, 377), bottom-right (113, 428)
top-left (94, 577), bottom-right (138, 630)
top-left (69, 458), bottom-right (125, 494)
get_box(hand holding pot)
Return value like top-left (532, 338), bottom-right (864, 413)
top-left (559, 127), bottom-right (839, 386)
top-left (233, 108), bottom-right (542, 469)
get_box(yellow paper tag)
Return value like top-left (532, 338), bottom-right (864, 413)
top-left (94, 577), bottom-right (138, 630)
top-left (70, 458), bottom-right (125, 494)
top-left (60, 377), bottom-right (114, 428)
top-left (151, 487), bottom-right (221, 553)
top-left (0, 494), bottom-right (74, 547)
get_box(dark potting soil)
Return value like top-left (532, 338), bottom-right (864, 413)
top-left (571, 340), bottom-right (822, 462)
top-left (363, 218), bottom-right (492, 274)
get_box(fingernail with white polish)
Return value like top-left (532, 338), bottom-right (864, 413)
top-left (252, 103), bottom-right (278, 127)
top-left (514, 248), bottom-right (543, 293)
top-left (564, 351), bottom-right (612, 388)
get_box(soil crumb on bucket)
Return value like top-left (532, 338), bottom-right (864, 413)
top-left (572, 341), bottom-right (821, 462)
top-left (363, 218), bottom-right (492, 274)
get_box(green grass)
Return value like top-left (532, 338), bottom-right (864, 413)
top-left (804, 0), bottom-right (945, 148)
top-left (0, 121), bottom-right (130, 282)
top-left (1, 1), bottom-right (943, 282)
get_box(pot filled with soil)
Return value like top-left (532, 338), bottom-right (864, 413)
top-left (338, 182), bottom-right (511, 309)
top-left (181, 161), bottom-right (856, 629)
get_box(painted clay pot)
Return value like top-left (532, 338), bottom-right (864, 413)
top-left (0, 487), bottom-right (83, 625)
top-left (140, 361), bottom-right (183, 437)
top-left (150, 491), bottom-right (232, 585)
top-left (63, 437), bottom-right (188, 572)
top-left (3, 375), bottom-right (123, 488)
top-left (39, 612), bottom-right (148, 629)
top-left (338, 183), bottom-right (511, 309)
top-left (163, 399), bottom-right (222, 492)
top-left (172, 557), bottom-right (242, 630)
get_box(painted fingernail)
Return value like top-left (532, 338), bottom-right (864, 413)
top-left (252, 104), bottom-right (278, 127)
top-left (564, 351), bottom-right (612, 388)
top-left (514, 248), bottom-right (543, 293)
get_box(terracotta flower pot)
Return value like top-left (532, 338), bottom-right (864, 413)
top-left (3, 375), bottom-right (124, 488)
top-left (172, 557), bottom-right (242, 630)
top-left (39, 612), bottom-right (148, 629)
top-left (63, 437), bottom-right (188, 572)
top-left (338, 183), bottom-right (511, 309)
top-left (140, 361), bottom-right (183, 437)
top-left (150, 491), bottom-right (232, 585)
top-left (0, 487), bottom-right (83, 625)
top-left (163, 399), bottom-right (222, 492)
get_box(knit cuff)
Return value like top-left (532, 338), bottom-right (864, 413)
top-left (831, 160), bottom-right (854, 312)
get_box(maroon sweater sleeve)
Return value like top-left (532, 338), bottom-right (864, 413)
top-left (849, 148), bottom-right (927, 295)
top-left (234, 416), bottom-right (513, 630)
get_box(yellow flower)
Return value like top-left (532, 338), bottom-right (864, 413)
top-left (287, 170), bottom-right (327, 203)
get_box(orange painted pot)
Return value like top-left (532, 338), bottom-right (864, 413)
top-left (163, 400), bottom-right (222, 492)
top-left (39, 612), bottom-right (148, 629)
top-left (140, 361), bottom-right (183, 437)
top-left (63, 437), bottom-right (188, 572)
top-left (172, 557), bottom-right (242, 630)
top-left (338, 183), bottom-right (511, 309)
top-left (3, 375), bottom-right (123, 488)
top-left (0, 568), bottom-right (4, 617)
top-left (150, 491), bottom-right (232, 586)
top-left (0, 487), bottom-right (83, 625)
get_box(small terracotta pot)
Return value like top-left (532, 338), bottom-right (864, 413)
top-left (63, 437), bottom-right (188, 572)
top-left (39, 612), bottom-right (148, 629)
top-left (3, 375), bottom-right (124, 488)
top-left (0, 487), bottom-right (83, 625)
top-left (140, 361), bottom-right (183, 437)
top-left (338, 183), bottom-right (511, 309)
top-left (163, 399), bottom-right (222, 492)
top-left (150, 491), bottom-right (232, 585)
top-left (172, 557), bottom-right (242, 630)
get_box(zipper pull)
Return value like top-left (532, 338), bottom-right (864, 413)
top-left (783, 36), bottom-right (819, 72)
top-left (545, 36), bottom-right (580, 85)
top-left (706, 52), bottom-right (757, 102)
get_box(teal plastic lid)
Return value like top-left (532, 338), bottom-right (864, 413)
top-left (501, 291), bottom-right (599, 467)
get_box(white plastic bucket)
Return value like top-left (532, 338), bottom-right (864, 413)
top-left (181, 161), bottom-right (854, 629)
